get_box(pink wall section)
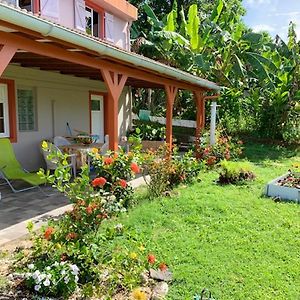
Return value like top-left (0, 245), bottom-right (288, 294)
top-left (59, 0), bottom-right (75, 29)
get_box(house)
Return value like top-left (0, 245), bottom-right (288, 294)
top-left (0, 0), bottom-right (219, 171)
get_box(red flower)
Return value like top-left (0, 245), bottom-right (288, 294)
top-left (86, 205), bottom-right (93, 215)
top-left (104, 157), bottom-right (114, 165)
top-left (119, 179), bottom-right (127, 188)
top-left (96, 213), bottom-right (108, 219)
top-left (148, 254), bottom-right (156, 264)
top-left (207, 156), bottom-right (216, 166)
top-left (66, 232), bottom-right (78, 240)
top-left (92, 177), bottom-right (107, 187)
top-left (44, 227), bottom-right (55, 240)
top-left (131, 162), bottom-right (140, 174)
top-left (159, 263), bottom-right (168, 272)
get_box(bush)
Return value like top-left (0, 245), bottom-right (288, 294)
top-left (218, 160), bottom-right (255, 184)
top-left (143, 146), bottom-right (202, 198)
top-left (129, 120), bottom-right (165, 141)
top-left (195, 130), bottom-right (244, 167)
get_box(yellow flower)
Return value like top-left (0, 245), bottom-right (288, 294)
top-left (91, 148), bottom-right (99, 154)
top-left (139, 245), bottom-right (145, 252)
top-left (129, 252), bottom-right (138, 260)
top-left (132, 288), bottom-right (147, 300)
top-left (42, 141), bottom-right (48, 149)
top-left (95, 154), bottom-right (101, 159)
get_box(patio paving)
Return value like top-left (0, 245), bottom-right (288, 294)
top-left (0, 181), bottom-right (68, 230)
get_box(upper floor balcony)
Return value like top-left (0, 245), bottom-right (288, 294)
top-left (6, 0), bottom-right (138, 50)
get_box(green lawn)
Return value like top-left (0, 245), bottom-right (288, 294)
top-left (105, 143), bottom-right (300, 299)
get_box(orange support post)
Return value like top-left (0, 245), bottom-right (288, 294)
top-left (101, 68), bottom-right (128, 152)
top-left (0, 44), bottom-right (17, 76)
top-left (165, 85), bottom-right (178, 151)
top-left (194, 91), bottom-right (205, 154)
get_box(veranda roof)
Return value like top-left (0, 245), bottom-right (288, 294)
top-left (0, 1), bottom-right (219, 92)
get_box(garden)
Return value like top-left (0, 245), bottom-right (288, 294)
top-left (0, 133), bottom-right (299, 299)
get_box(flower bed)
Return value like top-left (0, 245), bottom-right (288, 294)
top-left (266, 170), bottom-right (300, 203)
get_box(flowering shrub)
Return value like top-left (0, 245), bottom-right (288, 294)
top-left (25, 261), bottom-right (79, 297)
top-left (143, 146), bottom-right (202, 198)
top-left (195, 130), bottom-right (243, 167)
top-left (89, 149), bottom-right (141, 209)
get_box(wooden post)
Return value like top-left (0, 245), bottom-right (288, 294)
top-left (165, 85), bottom-right (178, 151)
top-left (0, 44), bottom-right (17, 76)
top-left (194, 91), bottom-right (205, 155)
top-left (101, 68), bottom-right (128, 152)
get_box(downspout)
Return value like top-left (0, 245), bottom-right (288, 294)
top-left (0, 4), bottom-right (220, 91)
top-left (203, 95), bottom-right (220, 146)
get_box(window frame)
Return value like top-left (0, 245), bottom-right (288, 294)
top-left (17, 86), bottom-right (38, 132)
top-left (0, 79), bottom-right (17, 143)
top-left (16, 0), bottom-right (40, 14)
top-left (85, 0), bottom-right (105, 39)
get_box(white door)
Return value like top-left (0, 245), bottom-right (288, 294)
top-left (0, 83), bottom-right (10, 138)
top-left (90, 94), bottom-right (104, 143)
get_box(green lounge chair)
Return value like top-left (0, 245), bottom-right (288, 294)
top-left (0, 138), bottom-right (46, 193)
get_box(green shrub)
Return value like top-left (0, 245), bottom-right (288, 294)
top-left (218, 160), bottom-right (255, 184)
top-left (129, 121), bottom-right (165, 141)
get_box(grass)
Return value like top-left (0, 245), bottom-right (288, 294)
top-left (105, 143), bottom-right (300, 299)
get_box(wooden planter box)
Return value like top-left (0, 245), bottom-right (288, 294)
top-left (266, 173), bottom-right (300, 203)
top-left (141, 140), bottom-right (165, 151)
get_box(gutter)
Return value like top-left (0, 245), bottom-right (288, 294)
top-left (0, 3), bottom-right (220, 91)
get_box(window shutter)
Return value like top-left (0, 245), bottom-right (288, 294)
top-left (6, 0), bottom-right (17, 5)
top-left (105, 13), bottom-right (114, 43)
top-left (74, 0), bottom-right (86, 32)
top-left (40, 0), bottom-right (59, 19)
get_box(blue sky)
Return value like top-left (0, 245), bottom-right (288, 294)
top-left (243, 0), bottom-right (300, 40)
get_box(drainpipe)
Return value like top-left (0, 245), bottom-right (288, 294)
top-left (203, 95), bottom-right (220, 146)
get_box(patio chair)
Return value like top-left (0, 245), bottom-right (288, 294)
top-left (41, 142), bottom-right (77, 177)
top-left (101, 135), bottom-right (109, 155)
top-left (0, 138), bottom-right (47, 193)
top-left (53, 136), bottom-right (71, 147)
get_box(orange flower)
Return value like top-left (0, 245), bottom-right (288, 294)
top-left (148, 254), bottom-right (156, 264)
top-left (159, 263), bottom-right (168, 272)
top-left (131, 162), bottom-right (140, 174)
top-left (119, 179), bottom-right (127, 188)
top-left (104, 157), bottom-right (114, 165)
top-left (66, 232), bottom-right (78, 240)
top-left (92, 177), bottom-right (107, 187)
top-left (44, 227), bottom-right (55, 240)
top-left (86, 205), bottom-right (93, 215)
top-left (207, 156), bottom-right (216, 166)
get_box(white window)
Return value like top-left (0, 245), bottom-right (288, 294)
top-left (0, 83), bottom-right (10, 138)
top-left (17, 88), bottom-right (37, 132)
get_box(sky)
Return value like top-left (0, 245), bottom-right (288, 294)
top-left (243, 0), bottom-right (300, 40)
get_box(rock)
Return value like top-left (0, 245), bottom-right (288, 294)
top-left (149, 269), bottom-right (172, 282)
top-left (140, 271), bottom-right (150, 285)
top-left (151, 282), bottom-right (169, 300)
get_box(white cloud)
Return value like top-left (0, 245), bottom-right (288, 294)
top-left (269, 11), bottom-right (300, 17)
top-left (252, 24), bottom-right (276, 33)
top-left (245, 0), bottom-right (272, 6)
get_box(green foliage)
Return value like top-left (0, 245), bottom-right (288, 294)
top-left (130, 0), bottom-right (300, 143)
top-left (143, 145), bottom-right (202, 198)
top-left (129, 120), bottom-right (166, 141)
top-left (218, 160), bottom-right (255, 184)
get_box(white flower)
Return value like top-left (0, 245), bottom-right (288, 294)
top-left (115, 223), bottom-right (123, 231)
top-left (61, 269), bottom-right (66, 276)
top-left (64, 276), bottom-right (70, 284)
top-left (46, 266), bottom-right (51, 271)
top-left (28, 264), bottom-right (35, 270)
top-left (32, 270), bottom-right (40, 280)
top-left (69, 264), bottom-right (79, 276)
top-left (34, 284), bottom-right (41, 291)
top-left (74, 275), bottom-right (79, 282)
top-left (53, 262), bottom-right (59, 267)
top-left (43, 278), bottom-right (51, 287)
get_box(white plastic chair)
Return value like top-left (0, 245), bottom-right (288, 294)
top-left (101, 135), bottom-right (109, 155)
top-left (41, 142), bottom-right (76, 177)
top-left (54, 136), bottom-right (71, 147)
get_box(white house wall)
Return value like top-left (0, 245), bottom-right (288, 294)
top-left (2, 65), bottom-right (132, 171)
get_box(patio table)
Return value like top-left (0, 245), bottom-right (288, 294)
top-left (60, 143), bottom-right (103, 168)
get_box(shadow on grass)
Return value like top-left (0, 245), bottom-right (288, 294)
top-left (243, 142), bottom-right (299, 163)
